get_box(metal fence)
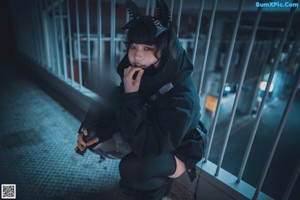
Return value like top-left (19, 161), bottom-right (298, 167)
top-left (9, 0), bottom-right (299, 199)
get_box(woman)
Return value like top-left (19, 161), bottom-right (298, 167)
top-left (76, 0), bottom-right (206, 199)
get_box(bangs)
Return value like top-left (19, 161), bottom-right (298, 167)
top-left (126, 22), bottom-right (157, 45)
top-left (125, 16), bottom-right (163, 47)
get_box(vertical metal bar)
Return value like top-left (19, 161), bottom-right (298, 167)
top-left (45, 0), bottom-right (55, 70)
top-left (37, 0), bottom-right (45, 66)
top-left (213, 5), bottom-right (261, 183)
top-left (86, 0), bottom-right (91, 87)
top-left (31, 1), bottom-right (40, 60)
top-left (43, 0), bottom-right (51, 68)
top-left (176, 0), bottom-right (183, 37)
top-left (27, 1), bottom-right (34, 59)
top-left (215, 0), bottom-right (245, 176)
top-left (146, 0), bottom-right (150, 15)
top-left (151, 0), bottom-right (155, 16)
top-left (48, 0), bottom-right (55, 69)
top-left (32, 0), bottom-right (42, 64)
top-left (253, 10), bottom-right (297, 197)
top-left (205, 0), bottom-right (243, 165)
top-left (236, 5), bottom-right (263, 183)
top-left (283, 159), bottom-right (300, 200)
top-left (248, 42), bottom-right (270, 116)
top-left (170, 0), bottom-right (174, 20)
top-left (41, 0), bottom-right (48, 67)
top-left (97, 0), bottom-right (102, 85)
top-left (67, 0), bottom-right (74, 85)
top-left (36, 0), bottom-right (46, 67)
top-left (52, 0), bottom-right (61, 76)
top-left (192, 0), bottom-right (204, 65)
top-left (197, 0), bottom-right (218, 94)
top-left (126, 5), bottom-right (129, 22)
top-left (59, 0), bottom-right (68, 81)
top-left (110, 0), bottom-right (116, 76)
top-left (75, 0), bottom-right (83, 89)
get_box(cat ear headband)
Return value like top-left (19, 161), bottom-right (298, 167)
top-left (122, 0), bottom-right (171, 37)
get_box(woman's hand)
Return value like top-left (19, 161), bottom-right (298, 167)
top-left (75, 128), bottom-right (99, 152)
top-left (123, 66), bottom-right (144, 93)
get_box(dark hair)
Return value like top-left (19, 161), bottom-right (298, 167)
top-left (124, 17), bottom-right (178, 67)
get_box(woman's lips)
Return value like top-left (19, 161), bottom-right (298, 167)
top-left (135, 64), bottom-right (146, 68)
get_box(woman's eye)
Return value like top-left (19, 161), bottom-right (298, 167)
top-left (130, 45), bottom-right (136, 49)
top-left (144, 47), bottom-right (153, 51)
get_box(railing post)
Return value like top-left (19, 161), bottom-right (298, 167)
top-left (59, 0), bottom-right (68, 81)
top-left (191, 0), bottom-right (204, 66)
top-left (52, 0), bottom-right (61, 76)
top-left (66, 0), bottom-right (74, 85)
top-left (86, 0), bottom-right (92, 87)
top-left (197, 0), bottom-right (218, 95)
top-left (110, 0), bottom-right (116, 76)
top-left (283, 159), bottom-right (300, 200)
top-left (176, 0), bottom-right (183, 37)
top-left (97, 0), bottom-right (102, 87)
top-left (214, 0), bottom-right (245, 176)
top-left (75, 0), bottom-right (83, 90)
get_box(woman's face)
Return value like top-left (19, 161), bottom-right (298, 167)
top-left (128, 43), bottom-right (161, 69)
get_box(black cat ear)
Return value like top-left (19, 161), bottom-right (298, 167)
top-left (156, 0), bottom-right (170, 27)
top-left (153, 18), bottom-right (167, 37)
top-left (122, 0), bottom-right (142, 30)
top-left (126, 0), bottom-right (141, 19)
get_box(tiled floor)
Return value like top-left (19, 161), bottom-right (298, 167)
top-left (0, 59), bottom-right (194, 200)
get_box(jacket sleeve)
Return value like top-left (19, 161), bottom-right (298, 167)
top-left (116, 90), bottom-right (195, 158)
top-left (78, 87), bottom-right (121, 142)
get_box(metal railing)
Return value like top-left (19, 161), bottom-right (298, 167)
top-left (9, 0), bottom-right (299, 199)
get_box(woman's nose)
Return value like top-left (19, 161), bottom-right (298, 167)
top-left (134, 49), bottom-right (143, 62)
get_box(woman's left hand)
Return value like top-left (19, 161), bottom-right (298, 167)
top-left (123, 66), bottom-right (144, 93)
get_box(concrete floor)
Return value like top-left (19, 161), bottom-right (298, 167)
top-left (0, 58), bottom-right (194, 200)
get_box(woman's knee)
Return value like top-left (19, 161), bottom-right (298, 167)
top-left (168, 156), bottom-right (186, 178)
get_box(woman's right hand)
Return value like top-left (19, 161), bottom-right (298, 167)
top-left (75, 128), bottom-right (99, 152)
top-left (123, 66), bottom-right (144, 93)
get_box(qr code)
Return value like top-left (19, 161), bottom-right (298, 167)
top-left (1, 184), bottom-right (16, 199)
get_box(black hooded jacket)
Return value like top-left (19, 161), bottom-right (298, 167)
top-left (79, 40), bottom-right (204, 168)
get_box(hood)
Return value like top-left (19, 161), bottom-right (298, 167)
top-left (117, 40), bottom-right (194, 94)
